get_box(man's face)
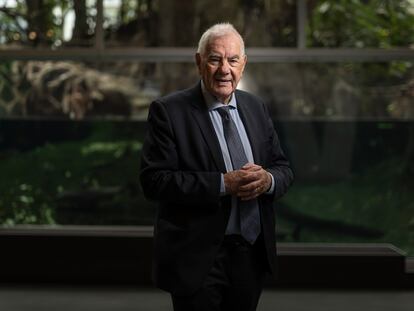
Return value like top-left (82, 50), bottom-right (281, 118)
top-left (196, 33), bottom-right (247, 104)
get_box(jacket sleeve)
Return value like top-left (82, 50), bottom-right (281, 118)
top-left (140, 100), bottom-right (222, 207)
top-left (262, 102), bottom-right (294, 200)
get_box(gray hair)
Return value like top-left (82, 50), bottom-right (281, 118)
top-left (197, 23), bottom-right (245, 56)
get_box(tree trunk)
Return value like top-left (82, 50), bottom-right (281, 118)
top-left (26, 0), bottom-right (49, 46)
top-left (71, 0), bottom-right (88, 45)
top-left (158, 0), bottom-right (196, 94)
top-left (403, 124), bottom-right (414, 183)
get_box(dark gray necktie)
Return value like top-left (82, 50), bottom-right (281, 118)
top-left (217, 106), bottom-right (261, 244)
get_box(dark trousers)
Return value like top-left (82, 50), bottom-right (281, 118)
top-left (171, 235), bottom-right (267, 311)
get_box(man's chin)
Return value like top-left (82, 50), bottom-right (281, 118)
top-left (215, 94), bottom-right (232, 103)
top-left (212, 89), bottom-right (233, 102)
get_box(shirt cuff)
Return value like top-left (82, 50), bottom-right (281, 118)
top-left (265, 172), bottom-right (275, 194)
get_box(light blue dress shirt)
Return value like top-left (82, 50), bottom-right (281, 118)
top-left (201, 81), bottom-right (274, 234)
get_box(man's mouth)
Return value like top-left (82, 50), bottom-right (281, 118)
top-left (215, 78), bottom-right (232, 83)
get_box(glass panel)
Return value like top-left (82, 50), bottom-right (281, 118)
top-left (103, 0), bottom-right (297, 47)
top-left (0, 119), bottom-right (154, 225)
top-left (1, 119), bottom-right (413, 256)
top-left (1, 60), bottom-right (413, 256)
top-left (308, 0), bottom-right (414, 48)
top-left (278, 119), bottom-right (414, 256)
top-left (0, 0), bottom-right (97, 49)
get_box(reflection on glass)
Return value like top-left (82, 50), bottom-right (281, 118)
top-left (1, 61), bottom-right (414, 120)
top-left (0, 60), bottom-right (198, 119)
top-left (246, 62), bottom-right (414, 120)
top-left (0, 0), bottom-right (97, 49)
top-left (0, 61), bottom-right (199, 119)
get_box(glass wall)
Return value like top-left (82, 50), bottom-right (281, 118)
top-left (1, 0), bottom-right (414, 256)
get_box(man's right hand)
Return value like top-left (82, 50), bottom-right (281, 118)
top-left (223, 170), bottom-right (247, 195)
top-left (223, 165), bottom-right (258, 195)
top-left (223, 163), bottom-right (272, 199)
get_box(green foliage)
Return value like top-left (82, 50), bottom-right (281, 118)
top-left (310, 0), bottom-right (414, 48)
top-left (0, 61), bottom-right (15, 115)
top-left (0, 123), bottom-right (149, 226)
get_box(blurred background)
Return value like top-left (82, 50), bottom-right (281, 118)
top-left (0, 0), bottom-right (414, 260)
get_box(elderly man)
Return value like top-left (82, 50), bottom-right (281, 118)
top-left (140, 23), bottom-right (293, 311)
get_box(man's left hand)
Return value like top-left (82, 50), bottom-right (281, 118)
top-left (237, 163), bottom-right (272, 201)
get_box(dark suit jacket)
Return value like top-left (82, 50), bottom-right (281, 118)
top-left (140, 82), bottom-right (293, 295)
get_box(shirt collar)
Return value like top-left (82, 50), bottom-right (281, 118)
top-left (201, 80), bottom-right (237, 111)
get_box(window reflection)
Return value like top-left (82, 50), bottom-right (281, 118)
top-left (1, 61), bottom-right (414, 120)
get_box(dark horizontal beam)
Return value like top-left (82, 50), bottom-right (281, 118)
top-left (1, 48), bottom-right (414, 62)
top-left (0, 225), bottom-right (410, 287)
top-left (0, 226), bottom-right (407, 258)
top-left (247, 48), bottom-right (414, 62)
top-left (0, 225), bottom-right (154, 237)
top-left (0, 48), bottom-right (196, 62)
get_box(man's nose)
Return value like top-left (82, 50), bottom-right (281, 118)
top-left (218, 60), bottom-right (230, 74)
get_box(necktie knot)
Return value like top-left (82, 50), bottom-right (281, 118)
top-left (216, 106), bottom-right (231, 121)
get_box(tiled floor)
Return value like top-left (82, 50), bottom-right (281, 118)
top-left (0, 286), bottom-right (413, 311)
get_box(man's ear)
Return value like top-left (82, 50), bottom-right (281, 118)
top-left (241, 54), bottom-right (247, 73)
top-left (195, 53), bottom-right (202, 73)
top-left (242, 54), bottom-right (247, 72)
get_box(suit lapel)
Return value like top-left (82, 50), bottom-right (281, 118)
top-left (189, 84), bottom-right (227, 173)
top-left (236, 93), bottom-right (262, 164)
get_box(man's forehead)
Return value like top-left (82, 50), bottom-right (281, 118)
top-left (208, 34), bottom-right (240, 45)
top-left (205, 36), bottom-right (243, 55)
